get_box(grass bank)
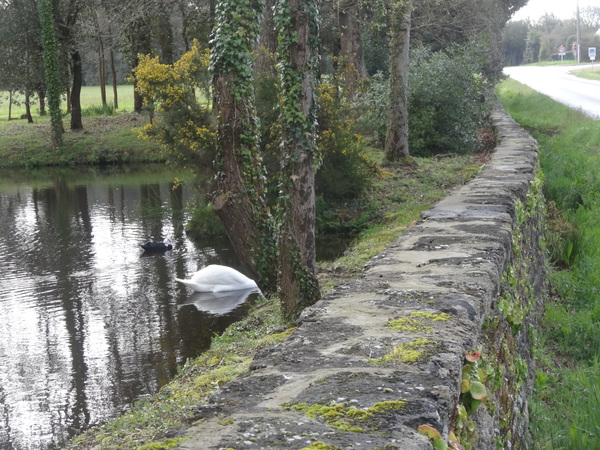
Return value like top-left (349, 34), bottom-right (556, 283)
top-left (0, 86), bottom-right (163, 168)
top-left (66, 151), bottom-right (488, 449)
top-left (571, 65), bottom-right (600, 81)
top-left (496, 78), bottom-right (600, 448)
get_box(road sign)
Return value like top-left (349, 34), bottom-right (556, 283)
top-left (590, 47), bottom-right (597, 61)
top-left (558, 45), bottom-right (566, 55)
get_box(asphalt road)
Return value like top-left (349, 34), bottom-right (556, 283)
top-left (503, 64), bottom-right (600, 119)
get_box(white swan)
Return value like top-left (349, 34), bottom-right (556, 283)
top-left (175, 264), bottom-right (259, 293)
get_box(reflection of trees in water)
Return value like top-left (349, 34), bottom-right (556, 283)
top-left (177, 292), bottom-right (260, 359)
top-left (0, 168), bottom-right (245, 449)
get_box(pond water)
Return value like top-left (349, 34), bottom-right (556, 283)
top-left (0, 165), bottom-right (260, 449)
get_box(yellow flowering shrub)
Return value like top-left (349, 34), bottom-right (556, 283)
top-left (132, 40), bottom-right (214, 167)
top-left (315, 80), bottom-right (380, 201)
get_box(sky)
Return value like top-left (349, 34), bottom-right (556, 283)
top-left (512, 0), bottom-right (598, 21)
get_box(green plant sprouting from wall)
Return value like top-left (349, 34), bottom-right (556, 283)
top-left (457, 171), bottom-right (544, 448)
top-left (427, 171), bottom-right (545, 450)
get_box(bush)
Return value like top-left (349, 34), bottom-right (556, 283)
top-left (353, 43), bottom-right (492, 157)
top-left (408, 44), bottom-right (491, 156)
top-left (315, 82), bottom-right (380, 202)
top-left (353, 72), bottom-right (389, 145)
top-left (133, 41), bottom-right (215, 168)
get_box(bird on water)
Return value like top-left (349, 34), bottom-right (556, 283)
top-left (140, 238), bottom-right (173, 252)
top-left (175, 264), bottom-right (260, 293)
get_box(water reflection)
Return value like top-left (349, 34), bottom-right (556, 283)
top-left (182, 288), bottom-right (261, 315)
top-left (0, 166), bottom-right (251, 449)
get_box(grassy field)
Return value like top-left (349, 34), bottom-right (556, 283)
top-left (497, 78), bottom-right (600, 449)
top-left (0, 85), bottom-right (136, 121)
top-left (0, 86), bottom-right (167, 168)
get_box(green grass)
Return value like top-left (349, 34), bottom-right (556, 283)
top-left (0, 85), bottom-right (164, 168)
top-left (497, 78), bottom-right (600, 449)
top-left (0, 113), bottom-right (164, 168)
top-left (0, 85), bottom-right (136, 121)
top-left (317, 153), bottom-right (487, 290)
top-left (572, 65), bottom-right (600, 81)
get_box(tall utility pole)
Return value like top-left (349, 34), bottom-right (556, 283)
top-left (576, 0), bottom-right (581, 63)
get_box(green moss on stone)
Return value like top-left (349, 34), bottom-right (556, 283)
top-left (386, 317), bottom-right (432, 333)
top-left (385, 312), bottom-right (451, 333)
top-left (368, 338), bottom-right (436, 364)
top-left (300, 442), bottom-right (343, 450)
top-left (410, 311), bottom-right (451, 322)
top-left (285, 399), bottom-right (406, 434)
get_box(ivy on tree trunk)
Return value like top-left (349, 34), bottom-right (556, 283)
top-left (274, 0), bottom-right (321, 319)
top-left (210, 0), bottom-right (277, 293)
top-left (385, 0), bottom-right (412, 162)
top-left (37, 0), bottom-right (64, 149)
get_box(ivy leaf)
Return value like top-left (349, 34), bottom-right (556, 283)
top-left (418, 424), bottom-right (442, 440)
top-left (465, 349), bottom-right (480, 362)
top-left (469, 381), bottom-right (487, 400)
top-left (433, 438), bottom-right (448, 450)
top-left (448, 431), bottom-right (461, 449)
top-left (461, 379), bottom-right (470, 393)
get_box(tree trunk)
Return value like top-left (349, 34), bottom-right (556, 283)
top-left (98, 45), bottom-right (107, 107)
top-left (134, 78), bottom-right (144, 113)
top-left (38, 89), bottom-right (46, 116)
top-left (128, 19), bottom-right (151, 114)
top-left (25, 90), bottom-right (33, 123)
top-left (93, 9), bottom-right (107, 107)
top-left (338, 0), bottom-right (367, 98)
top-left (66, 86), bottom-right (71, 114)
top-left (177, 0), bottom-right (190, 51)
top-left (107, 21), bottom-right (118, 109)
top-left (211, 85), bottom-right (267, 282)
top-left (211, 0), bottom-right (277, 292)
top-left (385, 0), bottom-right (412, 162)
top-left (70, 50), bottom-right (83, 130)
top-left (37, 0), bottom-right (64, 148)
top-left (275, 0), bottom-right (321, 319)
top-left (159, 12), bottom-right (174, 64)
top-left (8, 91), bottom-right (12, 121)
top-left (255, 0), bottom-right (278, 76)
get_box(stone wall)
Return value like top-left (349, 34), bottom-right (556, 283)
top-left (177, 109), bottom-right (545, 450)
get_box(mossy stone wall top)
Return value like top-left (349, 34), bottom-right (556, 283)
top-left (177, 110), bottom-right (544, 449)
